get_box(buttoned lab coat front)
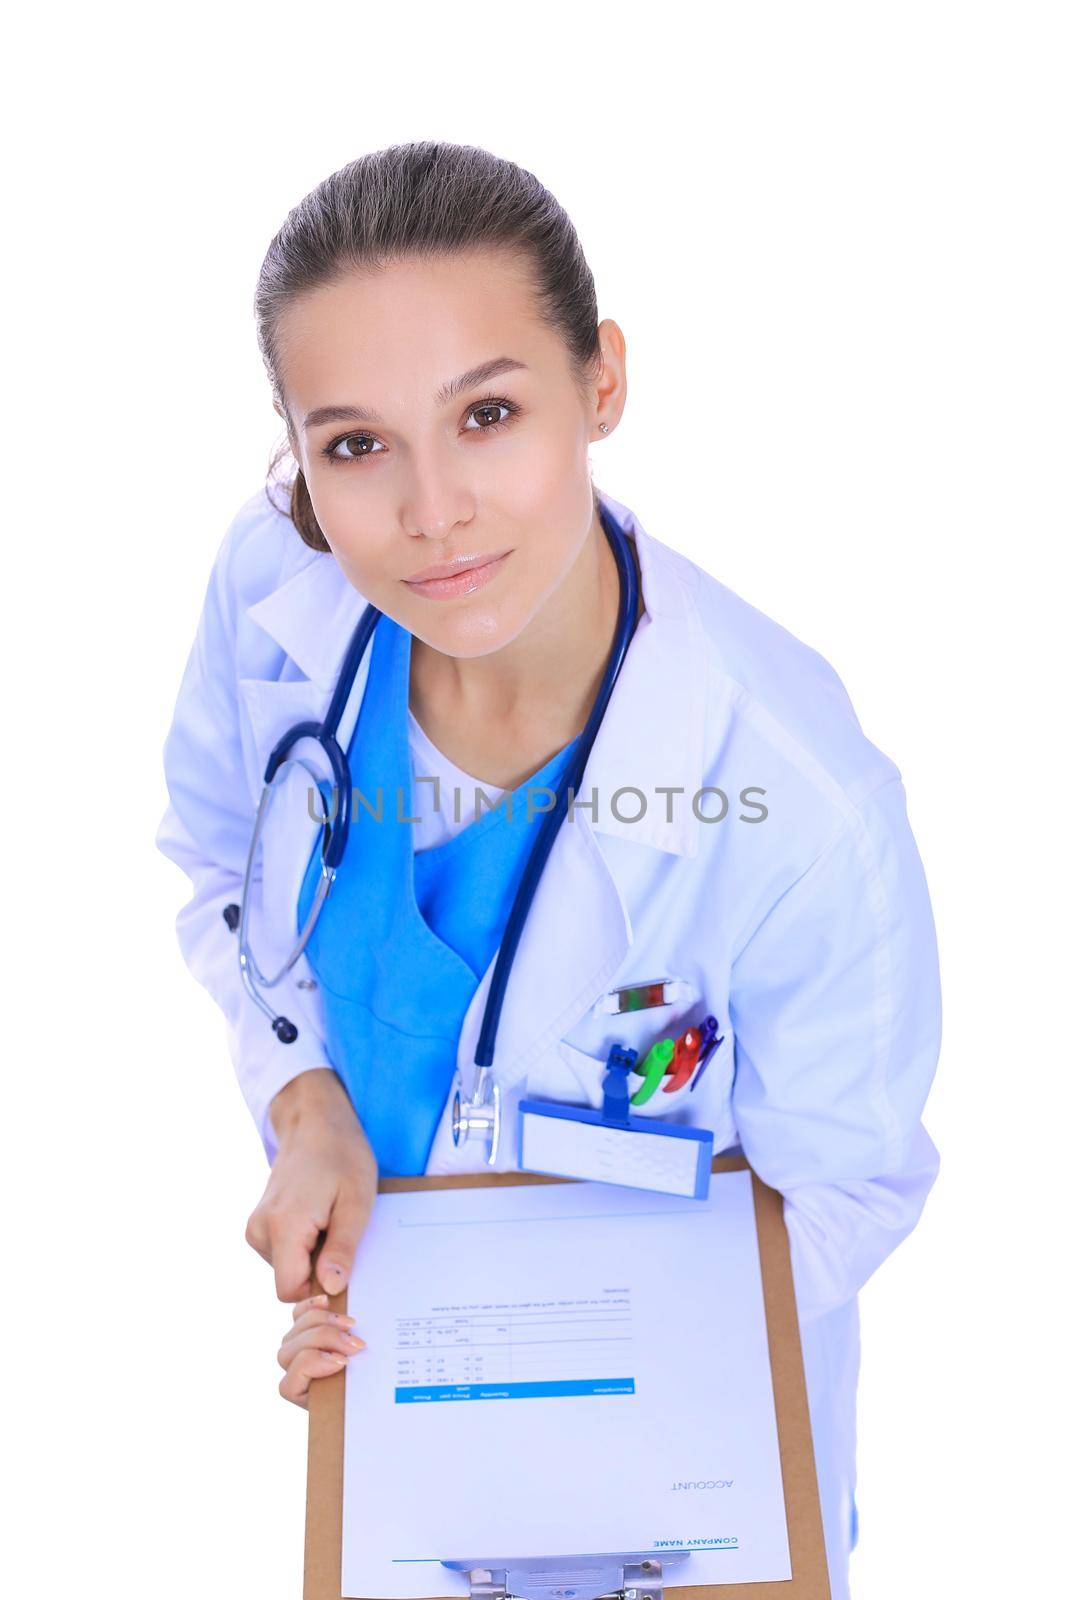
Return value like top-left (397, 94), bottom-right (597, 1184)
top-left (157, 486), bottom-right (941, 1599)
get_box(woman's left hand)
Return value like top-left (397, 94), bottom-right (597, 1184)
top-left (276, 1292), bottom-right (366, 1408)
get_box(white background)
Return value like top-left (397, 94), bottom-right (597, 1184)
top-left (3, 4), bottom-right (1063, 1596)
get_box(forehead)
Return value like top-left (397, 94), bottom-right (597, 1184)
top-left (275, 249), bottom-right (558, 410)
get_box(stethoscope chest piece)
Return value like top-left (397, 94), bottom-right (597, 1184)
top-left (452, 1065), bottom-right (501, 1165)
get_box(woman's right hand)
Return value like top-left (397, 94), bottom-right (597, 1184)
top-left (246, 1068), bottom-right (379, 1302)
top-left (277, 1293), bottom-right (367, 1408)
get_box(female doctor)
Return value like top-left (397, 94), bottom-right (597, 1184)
top-left (157, 141), bottom-right (941, 1599)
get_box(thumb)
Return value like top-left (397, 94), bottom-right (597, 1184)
top-left (317, 1189), bottom-right (367, 1294)
top-left (318, 1254), bottom-right (349, 1296)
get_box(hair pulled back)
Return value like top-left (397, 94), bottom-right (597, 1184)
top-left (254, 140), bottom-right (602, 552)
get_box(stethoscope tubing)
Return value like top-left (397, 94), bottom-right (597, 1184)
top-left (472, 509), bottom-right (639, 1069)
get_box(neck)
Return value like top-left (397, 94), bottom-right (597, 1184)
top-left (409, 506), bottom-right (644, 783)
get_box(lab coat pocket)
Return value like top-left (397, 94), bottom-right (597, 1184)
top-left (530, 1037), bottom-right (692, 1121)
top-left (524, 1037), bottom-right (602, 1109)
top-left (529, 1028), bottom-right (737, 1144)
top-left (556, 981), bottom-right (712, 1122)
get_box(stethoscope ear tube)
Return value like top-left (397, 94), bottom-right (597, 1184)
top-left (230, 602), bottom-right (385, 1043)
top-left (264, 727), bottom-right (352, 871)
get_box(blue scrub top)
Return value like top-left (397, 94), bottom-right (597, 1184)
top-left (297, 613), bottom-right (579, 1175)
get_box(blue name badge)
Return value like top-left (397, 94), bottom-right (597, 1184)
top-left (517, 1045), bottom-right (714, 1200)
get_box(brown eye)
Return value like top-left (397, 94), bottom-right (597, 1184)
top-left (326, 433), bottom-right (382, 461)
top-left (462, 397), bottom-right (520, 433)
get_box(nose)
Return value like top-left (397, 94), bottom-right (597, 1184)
top-left (399, 448), bottom-right (474, 541)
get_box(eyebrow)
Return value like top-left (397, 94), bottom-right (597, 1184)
top-left (301, 355), bottom-right (530, 431)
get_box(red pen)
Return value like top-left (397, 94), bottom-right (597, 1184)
top-left (663, 1025), bottom-right (704, 1092)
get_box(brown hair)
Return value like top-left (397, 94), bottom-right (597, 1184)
top-left (255, 140), bottom-right (603, 553)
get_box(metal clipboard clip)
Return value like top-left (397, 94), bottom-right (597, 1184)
top-left (443, 1551), bottom-right (691, 1600)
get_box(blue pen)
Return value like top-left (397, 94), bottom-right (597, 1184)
top-left (687, 1014), bottom-right (724, 1092)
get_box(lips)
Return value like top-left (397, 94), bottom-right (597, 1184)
top-left (404, 552), bottom-right (507, 583)
top-left (402, 549), bottom-right (513, 600)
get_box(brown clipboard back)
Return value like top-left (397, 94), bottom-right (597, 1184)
top-left (305, 1157), bottom-right (830, 1600)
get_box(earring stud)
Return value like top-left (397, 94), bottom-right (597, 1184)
top-left (598, 423), bottom-right (610, 434)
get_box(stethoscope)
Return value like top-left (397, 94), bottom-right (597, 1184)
top-left (227, 498), bottom-right (641, 1164)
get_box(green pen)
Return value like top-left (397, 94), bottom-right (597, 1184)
top-left (630, 1037), bottom-right (675, 1105)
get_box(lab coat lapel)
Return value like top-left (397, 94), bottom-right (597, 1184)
top-left (581, 491), bottom-right (708, 860)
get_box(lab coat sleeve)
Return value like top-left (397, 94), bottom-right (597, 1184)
top-left (728, 776), bottom-right (942, 1324)
top-left (155, 509), bottom-right (334, 1163)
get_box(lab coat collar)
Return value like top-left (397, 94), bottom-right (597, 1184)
top-left (245, 545), bottom-right (366, 692)
top-left (245, 489), bottom-right (709, 859)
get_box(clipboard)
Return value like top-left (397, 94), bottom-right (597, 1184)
top-left (304, 1154), bottom-right (831, 1600)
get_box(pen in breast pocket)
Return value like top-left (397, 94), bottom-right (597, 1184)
top-left (630, 1012), bottom-right (722, 1094)
top-left (629, 1037), bottom-right (675, 1105)
top-left (662, 1024), bottom-right (705, 1092)
top-left (687, 1015), bottom-right (724, 1091)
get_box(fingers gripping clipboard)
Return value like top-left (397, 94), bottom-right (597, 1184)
top-left (304, 1156), bottom-right (831, 1600)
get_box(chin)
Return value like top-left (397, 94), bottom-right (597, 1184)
top-left (411, 597), bottom-right (530, 659)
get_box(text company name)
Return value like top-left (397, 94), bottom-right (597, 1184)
top-left (308, 783), bottom-right (769, 827)
top-left (669, 1480), bottom-right (735, 1491)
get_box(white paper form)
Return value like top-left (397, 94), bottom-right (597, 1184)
top-left (341, 1173), bottom-right (791, 1597)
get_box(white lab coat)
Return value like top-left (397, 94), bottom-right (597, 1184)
top-left (157, 484), bottom-right (941, 1599)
